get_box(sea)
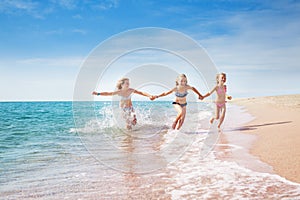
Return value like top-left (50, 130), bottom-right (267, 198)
top-left (1, 101), bottom-right (300, 200)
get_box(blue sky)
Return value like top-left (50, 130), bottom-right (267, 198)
top-left (0, 0), bottom-right (300, 101)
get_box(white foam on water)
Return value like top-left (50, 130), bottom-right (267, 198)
top-left (66, 102), bottom-right (300, 199)
top-left (163, 104), bottom-right (300, 199)
top-left (166, 139), bottom-right (300, 199)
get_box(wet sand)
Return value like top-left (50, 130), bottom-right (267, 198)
top-left (229, 94), bottom-right (300, 183)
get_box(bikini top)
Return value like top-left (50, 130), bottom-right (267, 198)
top-left (217, 86), bottom-right (226, 95)
top-left (119, 94), bottom-right (131, 101)
top-left (175, 90), bottom-right (188, 98)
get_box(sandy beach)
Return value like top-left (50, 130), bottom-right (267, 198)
top-left (230, 94), bottom-right (300, 183)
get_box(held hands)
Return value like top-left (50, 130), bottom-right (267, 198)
top-left (150, 95), bottom-right (204, 101)
top-left (149, 95), bottom-right (157, 101)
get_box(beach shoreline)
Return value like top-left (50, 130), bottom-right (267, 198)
top-left (1, 100), bottom-right (300, 199)
top-left (221, 94), bottom-right (300, 184)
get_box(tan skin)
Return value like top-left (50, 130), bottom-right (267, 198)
top-left (92, 79), bottom-right (155, 129)
top-left (203, 74), bottom-right (232, 128)
top-left (154, 77), bottom-right (203, 130)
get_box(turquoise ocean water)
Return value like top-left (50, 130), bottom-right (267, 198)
top-left (1, 101), bottom-right (300, 199)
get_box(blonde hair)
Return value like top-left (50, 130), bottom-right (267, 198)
top-left (216, 73), bottom-right (226, 84)
top-left (176, 74), bottom-right (187, 86)
top-left (116, 78), bottom-right (129, 89)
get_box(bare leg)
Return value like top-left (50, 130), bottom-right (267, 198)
top-left (218, 105), bottom-right (226, 128)
top-left (126, 124), bottom-right (132, 130)
top-left (210, 105), bottom-right (220, 124)
top-left (131, 114), bottom-right (137, 126)
top-left (176, 107), bottom-right (186, 130)
top-left (173, 113), bottom-right (182, 129)
top-left (126, 118), bottom-right (132, 130)
top-left (173, 104), bottom-right (183, 130)
top-left (123, 110), bottom-right (135, 130)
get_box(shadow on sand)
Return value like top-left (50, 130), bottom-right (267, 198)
top-left (228, 121), bottom-right (292, 132)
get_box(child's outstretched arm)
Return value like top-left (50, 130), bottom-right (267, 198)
top-left (92, 91), bottom-right (120, 96)
top-left (203, 86), bottom-right (217, 98)
top-left (189, 86), bottom-right (204, 100)
top-left (134, 90), bottom-right (156, 101)
top-left (156, 88), bottom-right (175, 99)
top-left (134, 90), bottom-right (152, 98)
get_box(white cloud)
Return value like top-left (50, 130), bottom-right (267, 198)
top-left (180, 5), bottom-right (300, 97)
top-left (45, 29), bottom-right (64, 35)
top-left (50, 0), bottom-right (78, 9)
top-left (72, 14), bottom-right (83, 19)
top-left (16, 57), bottom-right (84, 67)
top-left (0, 0), bottom-right (119, 18)
top-left (0, 0), bottom-right (43, 18)
top-left (91, 0), bottom-right (118, 10)
top-left (45, 28), bottom-right (88, 35)
top-left (72, 29), bottom-right (87, 35)
top-left (0, 56), bottom-right (84, 101)
top-left (0, 0), bottom-right (37, 11)
top-left (193, 8), bottom-right (300, 71)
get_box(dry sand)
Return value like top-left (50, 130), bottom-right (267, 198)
top-left (233, 94), bottom-right (300, 183)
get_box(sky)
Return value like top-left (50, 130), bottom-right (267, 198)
top-left (0, 0), bottom-right (300, 101)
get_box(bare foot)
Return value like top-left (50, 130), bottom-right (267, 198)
top-left (127, 124), bottom-right (132, 130)
top-left (132, 115), bottom-right (137, 126)
top-left (210, 117), bottom-right (214, 124)
top-left (176, 119), bottom-right (183, 130)
top-left (172, 121), bottom-right (177, 129)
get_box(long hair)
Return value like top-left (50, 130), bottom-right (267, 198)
top-left (116, 78), bottom-right (129, 90)
top-left (176, 74), bottom-right (187, 86)
top-left (216, 73), bottom-right (226, 84)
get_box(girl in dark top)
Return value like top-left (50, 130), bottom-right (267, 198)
top-left (154, 74), bottom-right (203, 130)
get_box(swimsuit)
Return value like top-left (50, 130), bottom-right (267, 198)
top-left (172, 102), bottom-right (187, 107)
top-left (122, 106), bottom-right (134, 113)
top-left (215, 102), bottom-right (226, 108)
top-left (175, 91), bottom-right (188, 98)
top-left (122, 106), bottom-right (136, 117)
top-left (122, 106), bottom-right (137, 126)
top-left (119, 95), bottom-right (135, 118)
top-left (216, 86), bottom-right (226, 108)
top-left (119, 95), bottom-right (131, 101)
top-left (217, 86), bottom-right (226, 95)
top-left (173, 89), bottom-right (188, 107)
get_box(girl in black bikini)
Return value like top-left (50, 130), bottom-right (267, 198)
top-left (154, 74), bottom-right (204, 130)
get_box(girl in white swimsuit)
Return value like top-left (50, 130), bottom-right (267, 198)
top-left (92, 78), bottom-right (155, 130)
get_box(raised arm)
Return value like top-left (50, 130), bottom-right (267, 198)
top-left (203, 86), bottom-right (217, 98)
top-left (92, 91), bottom-right (120, 96)
top-left (133, 89), bottom-right (151, 98)
top-left (156, 88), bottom-right (175, 98)
top-left (188, 85), bottom-right (204, 100)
